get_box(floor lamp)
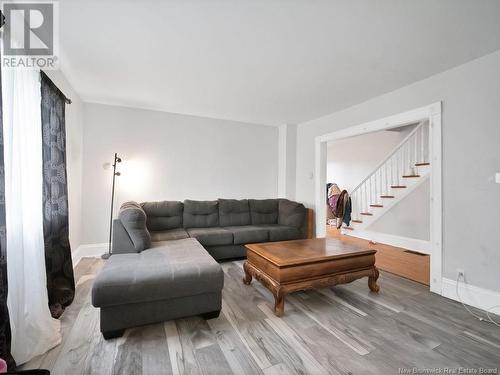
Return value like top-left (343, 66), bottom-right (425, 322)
top-left (102, 153), bottom-right (121, 259)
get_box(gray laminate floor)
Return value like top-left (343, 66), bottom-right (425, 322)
top-left (23, 258), bottom-right (500, 375)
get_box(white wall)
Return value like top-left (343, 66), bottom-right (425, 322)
top-left (278, 124), bottom-right (297, 199)
top-left (44, 70), bottom-right (84, 251)
top-left (81, 103), bottom-right (279, 244)
top-left (296, 50), bottom-right (500, 293)
top-left (327, 129), bottom-right (411, 192)
top-left (368, 179), bottom-right (430, 241)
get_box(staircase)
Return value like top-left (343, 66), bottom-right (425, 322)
top-left (341, 121), bottom-right (430, 242)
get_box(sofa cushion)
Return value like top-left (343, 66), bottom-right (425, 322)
top-left (249, 199), bottom-right (279, 225)
top-left (224, 225), bottom-right (268, 245)
top-left (256, 224), bottom-right (302, 242)
top-left (118, 201), bottom-right (151, 252)
top-left (278, 199), bottom-right (307, 228)
top-left (150, 228), bottom-right (189, 242)
top-left (141, 201), bottom-right (183, 230)
top-left (92, 238), bottom-right (223, 307)
top-left (186, 227), bottom-right (233, 246)
top-left (183, 200), bottom-right (219, 228)
top-left (218, 199), bottom-right (251, 227)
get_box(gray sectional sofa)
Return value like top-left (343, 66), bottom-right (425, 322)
top-left (92, 198), bottom-right (309, 339)
top-left (112, 198), bottom-right (310, 260)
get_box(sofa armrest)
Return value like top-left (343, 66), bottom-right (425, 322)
top-left (300, 208), bottom-right (314, 239)
top-left (112, 219), bottom-right (136, 254)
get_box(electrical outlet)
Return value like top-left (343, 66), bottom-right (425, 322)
top-left (457, 269), bottom-right (465, 280)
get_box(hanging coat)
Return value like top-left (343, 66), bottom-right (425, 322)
top-left (334, 190), bottom-right (346, 228)
top-left (343, 196), bottom-right (352, 227)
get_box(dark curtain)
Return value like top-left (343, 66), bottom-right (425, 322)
top-left (40, 71), bottom-right (75, 318)
top-left (0, 54), bottom-right (16, 369)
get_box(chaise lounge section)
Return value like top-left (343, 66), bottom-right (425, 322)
top-left (92, 238), bottom-right (224, 339)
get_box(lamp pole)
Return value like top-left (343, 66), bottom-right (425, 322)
top-left (102, 153), bottom-right (121, 259)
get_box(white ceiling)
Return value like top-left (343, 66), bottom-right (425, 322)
top-left (60, 0), bottom-right (500, 125)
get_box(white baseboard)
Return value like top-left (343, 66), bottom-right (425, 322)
top-left (72, 243), bottom-right (108, 266)
top-left (345, 229), bottom-right (430, 254)
top-left (441, 277), bottom-right (500, 314)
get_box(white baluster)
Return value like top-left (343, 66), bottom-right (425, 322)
top-left (377, 168), bottom-right (380, 199)
top-left (394, 153), bottom-right (398, 186)
top-left (385, 163), bottom-right (388, 195)
top-left (365, 182), bottom-right (368, 211)
top-left (379, 168), bottom-right (382, 202)
top-left (414, 134), bottom-right (417, 173)
top-left (358, 190), bottom-right (361, 219)
top-left (371, 175), bottom-right (375, 204)
top-left (398, 148), bottom-right (402, 180)
top-left (355, 190), bottom-right (358, 219)
top-left (359, 190), bottom-right (362, 217)
top-left (371, 176), bottom-right (374, 205)
top-left (382, 167), bottom-right (385, 198)
top-left (391, 155), bottom-right (395, 186)
top-left (364, 183), bottom-right (367, 213)
top-left (374, 173), bottom-right (377, 202)
top-left (408, 138), bottom-right (412, 172)
top-left (420, 124), bottom-right (424, 163)
top-left (395, 154), bottom-right (398, 185)
top-left (400, 148), bottom-right (403, 180)
top-left (403, 143), bottom-right (410, 176)
top-left (379, 168), bottom-right (382, 201)
top-left (368, 177), bottom-right (371, 206)
top-left (405, 145), bottom-right (408, 174)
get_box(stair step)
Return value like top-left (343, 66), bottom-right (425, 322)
top-left (351, 219), bottom-right (363, 223)
top-left (370, 204), bottom-right (383, 208)
top-left (360, 212), bottom-right (373, 216)
top-left (391, 185), bottom-right (407, 188)
top-left (380, 195), bottom-right (395, 198)
top-left (402, 175), bottom-right (420, 178)
top-left (342, 226), bottom-right (354, 231)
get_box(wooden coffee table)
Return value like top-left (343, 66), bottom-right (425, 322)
top-left (243, 238), bottom-right (379, 316)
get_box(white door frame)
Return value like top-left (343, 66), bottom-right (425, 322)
top-left (314, 102), bottom-right (443, 294)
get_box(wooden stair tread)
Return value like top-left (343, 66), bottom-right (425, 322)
top-left (351, 220), bottom-right (363, 223)
top-left (370, 204), bottom-right (383, 207)
top-left (391, 185), bottom-right (407, 188)
top-left (402, 175), bottom-right (420, 178)
top-left (415, 162), bottom-right (430, 166)
top-left (380, 195), bottom-right (395, 198)
top-left (342, 226), bottom-right (354, 231)
top-left (360, 212), bottom-right (373, 216)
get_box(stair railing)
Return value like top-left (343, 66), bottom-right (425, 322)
top-left (349, 121), bottom-right (428, 221)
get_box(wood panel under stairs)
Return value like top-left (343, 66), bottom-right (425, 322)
top-left (327, 226), bottom-right (430, 285)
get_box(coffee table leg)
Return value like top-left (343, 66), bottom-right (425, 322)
top-left (242, 261), bottom-right (252, 285)
top-left (368, 267), bottom-right (380, 293)
top-left (274, 291), bottom-right (285, 317)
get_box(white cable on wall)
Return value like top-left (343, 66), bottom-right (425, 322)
top-left (456, 273), bottom-right (500, 328)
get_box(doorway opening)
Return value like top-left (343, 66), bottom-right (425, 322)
top-left (314, 103), bottom-right (442, 294)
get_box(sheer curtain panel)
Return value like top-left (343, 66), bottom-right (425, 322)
top-left (2, 68), bottom-right (61, 365)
